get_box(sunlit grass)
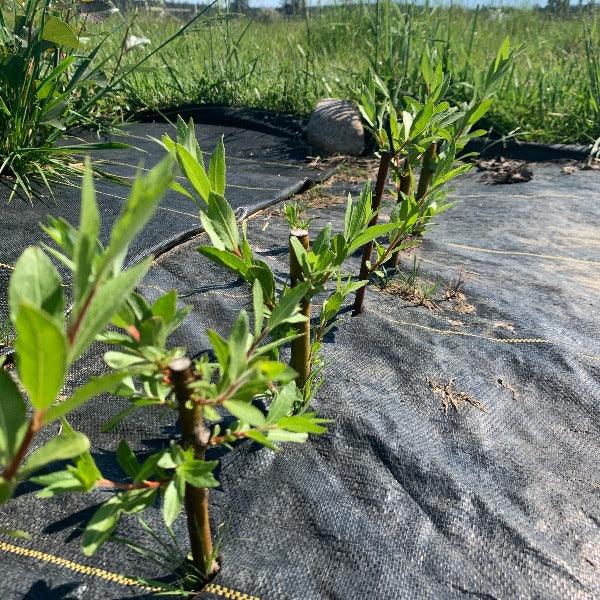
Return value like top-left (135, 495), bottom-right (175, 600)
top-left (95, 2), bottom-right (600, 144)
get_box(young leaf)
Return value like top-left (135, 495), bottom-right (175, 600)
top-left (31, 470), bottom-right (85, 498)
top-left (268, 282), bottom-right (310, 330)
top-left (116, 441), bottom-right (140, 479)
top-left (252, 279), bottom-right (264, 337)
top-left (278, 414), bottom-right (329, 434)
top-left (222, 399), bottom-right (266, 427)
top-left (98, 157), bottom-right (173, 276)
top-left (197, 246), bottom-right (249, 278)
top-left (15, 303), bottom-right (67, 411)
top-left (151, 291), bottom-right (178, 323)
top-left (202, 192), bottom-right (239, 252)
top-left (73, 160), bottom-right (100, 306)
top-left (245, 429), bottom-right (278, 451)
top-left (227, 310), bottom-right (250, 378)
top-left (43, 370), bottom-right (131, 425)
top-left (19, 426), bottom-right (90, 478)
top-left (9, 247), bottom-right (64, 324)
top-left (82, 496), bottom-right (122, 556)
top-left (207, 330), bottom-right (229, 370)
top-left (248, 261), bottom-right (276, 304)
top-left (163, 471), bottom-right (185, 527)
top-left (177, 144), bottom-right (211, 202)
top-left (178, 460), bottom-right (219, 488)
top-left (266, 381), bottom-right (299, 424)
top-left (0, 370), bottom-right (27, 464)
top-left (347, 222), bottom-right (402, 254)
top-left (208, 136), bottom-right (226, 195)
top-left (69, 257), bottom-right (152, 362)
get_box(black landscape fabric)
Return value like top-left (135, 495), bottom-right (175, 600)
top-left (0, 120), bottom-right (598, 600)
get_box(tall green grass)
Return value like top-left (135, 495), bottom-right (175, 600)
top-left (98, 2), bottom-right (599, 144)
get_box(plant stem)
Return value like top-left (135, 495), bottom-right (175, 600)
top-left (170, 357), bottom-right (218, 581)
top-left (352, 151), bottom-right (392, 316)
top-left (289, 228), bottom-right (311, 390)
top-left (416, 142), bottom-right (437, 202)
top-left (2, 410), bottom-right (43, 482)
top-left (389, 160), bottom-right (414, 269)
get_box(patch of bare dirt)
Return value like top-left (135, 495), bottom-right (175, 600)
top-left (477, 158), bottom-right (533, 184)
top-left (428, 378), bottom-right (488, 414)
top-left (560, 158), bottom-right (600, 174)
top-left (380, 279), bottom-right (440, 310)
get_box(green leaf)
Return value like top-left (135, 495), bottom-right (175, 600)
top-left (202, 192), bottom-right (239, 252)
top-left (207, 330), bottom-right (229, 370)
top-left (268, 282), bottom-right (310, 330)
top-left (258, 361), bottom-right (297, 383)
top-left (245, 429), bottom-right (277, 451)
top-left (74, 451), bottom-right (103, 489)
top-left (197, 246), bottom-right (249, 278)
top-left (103, 351), bottom-right (146, 370)
top-left (347, 222), bottom-right (402, 254)
top-left (151, 291), bottom-right (178, 323)
top-left (266, 381), bottom-right (298, 424)
top-left (98, 157), bottom-right (173, 276)
top-left (248, 260), bottom-right (276, 304)
top-left (266, 430), bottom-right (308, 444)
top-left (177, 144), bottom-right (211, 202)
top-left (252, 279), bottom-right (264, 337)
top-left (178, 460), bottom-right (219, 488)
top-left (73, 161), bottom-right (100, 306)
top-left (223, 399), bottom-right (266, 427)
top-left (278, 414), bottom-right (329, 434)
top-left (116, 441), bottom-right (140, 478)
top-left (0, 370), bottom-right (27, 464)
top-left (0, 478), bottom-right (15, 504)
top-left (69, 257), bottom-right (152, 362)
top-left (15, 303), bottom-right (67, 410)
top-left (9, 247), bottom-right (64, 324)
top-left (19, 426), bottom-right (90, 478)
top-left (82, 496), bottom-right (122, 556)
top-left (208, 136), bottom-right (226, 195)
top-left (42, 16), bottom-right (80, 49)
top-left (227, 310), bottom-right (250, 378)
top-left (162, 471), bottom-right (185, 527)
top-left (43, 371), bottom-right (130, 425)
top-left (31, 470), bottom-right (85, 498)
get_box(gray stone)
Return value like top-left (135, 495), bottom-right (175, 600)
top-left (306, 98), bottom-right (364, 156)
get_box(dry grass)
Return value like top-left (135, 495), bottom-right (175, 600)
top-left (428, 378), bottom-right (487, 414)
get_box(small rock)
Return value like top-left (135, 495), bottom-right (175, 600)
top-left (306, 98), bottom-right (364, 156)
top-left (477, 157), bottom-right (533, 184)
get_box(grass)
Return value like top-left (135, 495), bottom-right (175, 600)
top-left (92, 2), bottom-right (600, 144)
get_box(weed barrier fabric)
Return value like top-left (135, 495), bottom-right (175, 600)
top-left (1, 156), bottom-right (599, 599)
top-left (0, 120), bottom-right (329, 348)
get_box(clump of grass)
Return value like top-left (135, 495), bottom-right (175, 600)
top-left (380, 257), bottom-right (441, 310)
top-left (0, 0), bottom-right (211, 199)
top-left (92, 2), bottom-right (600, 144)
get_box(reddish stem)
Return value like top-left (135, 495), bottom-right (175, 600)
top-left (352, 151), bottom-right (392, 316)
top-left (2, 411), bottom-right (43, 482)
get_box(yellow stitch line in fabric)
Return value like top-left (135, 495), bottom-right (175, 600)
top-left (204, 583), bottom-right (260, 599)
top-left (448, 243), bottom-right (600, 267)
top-left (0, 541), bottom-right (160, 592)
top-left (0, 541), bottom-right (260, 599)
top-left (0, 262), bottom-right (14, 270)
top-left (368, 310), bottom-right (600, 361)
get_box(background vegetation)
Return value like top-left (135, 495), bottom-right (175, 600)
top-left (96, 1), bottom-right (600, 144)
